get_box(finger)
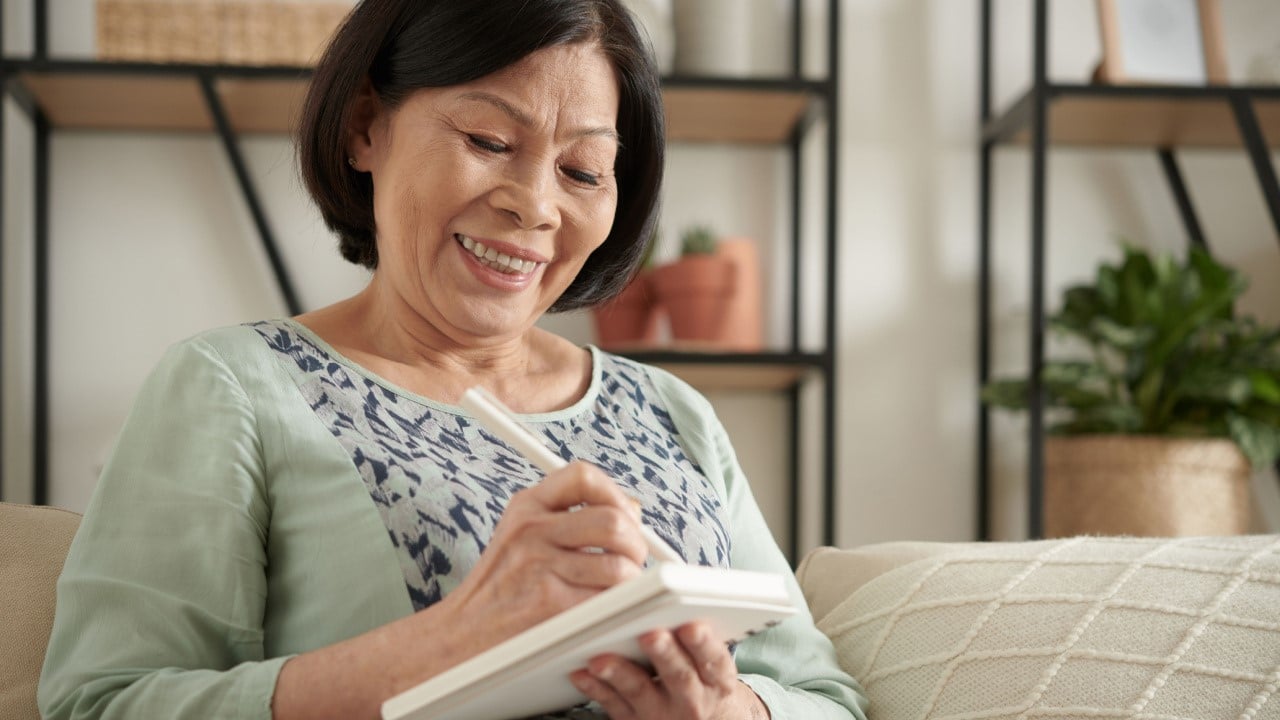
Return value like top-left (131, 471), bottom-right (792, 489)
top-left (549, 546), bottom-right (644, 589)
top-left (640, 629), bottom-right (704, 700)
top-left (588, 654), bottom-right (664, 714)
top-left (525, 462), bottom-right (639, 515)
top-left (547, 505), bottom-right (648, 561)
top-left (676, 621), bottom-right (738, 689)
top-left (570, 669), bottom-right (636, 720)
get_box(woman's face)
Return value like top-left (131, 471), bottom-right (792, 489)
top-left (353, 42), bottom-right (621, 345)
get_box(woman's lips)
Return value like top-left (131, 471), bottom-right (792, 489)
top-left (456, 234), bottom-right (545, 275)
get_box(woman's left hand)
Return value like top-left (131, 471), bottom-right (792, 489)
top-left (569, 621), bottom-right (769, 720)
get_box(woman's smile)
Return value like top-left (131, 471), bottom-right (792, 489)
top-left (456, 234), bottom-right (544, 275)
top-left (455, 233), bottom-right (547, 290)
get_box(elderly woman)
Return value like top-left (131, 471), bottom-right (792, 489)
top-left (38, 1), bottom-right (866, 719)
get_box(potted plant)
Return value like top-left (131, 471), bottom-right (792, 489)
top-left (591, 229), bottom-right (662, 349)
top-left (715, 234), bottom-right (764, 351)
top-left (649, 225), bottom-right (736, 346)
top-left (983, 246), bottom-right (1280, 537)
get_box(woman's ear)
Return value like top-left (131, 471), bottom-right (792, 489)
top-left (346, 80), bottom-right (382, 171)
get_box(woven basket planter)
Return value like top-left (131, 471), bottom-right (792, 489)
top-left (97, 1), bottom-right (350, 66)
top-left (97, 0), bottom-right (222, 63)
top-left (1044, 435), bottom-right (1252, 538)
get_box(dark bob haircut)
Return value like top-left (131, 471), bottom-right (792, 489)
top-left (297, 0), bottom-right (665, 312)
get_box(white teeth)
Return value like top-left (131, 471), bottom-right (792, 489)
top-left (455, 234), bottom-right (538, 275)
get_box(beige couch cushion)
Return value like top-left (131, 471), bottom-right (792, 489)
top-left (0, 503), bottom-right (81, 720)
top-left (798, 536), bottom-right (1280, 720)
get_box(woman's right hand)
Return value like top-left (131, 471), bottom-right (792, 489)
top-left (275, 461), bottom-right (649, 719)
top-left (433, 461), bottom-right (650, 655)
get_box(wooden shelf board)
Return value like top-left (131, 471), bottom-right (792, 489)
top-left (649, 362), bottom-right (814, 392)
top-left (21, 72), bottom-right (210, 131)
top-left (663, 87), bottom-right (811, 143)
top-left (217, 77), bottom-right (309, 134)
top-left (610, 347), bottom-right (824, 392)
top-left (16, 68), bottom-right (816, 142)
top-left (1004, 93), bottom-right (1280, 148)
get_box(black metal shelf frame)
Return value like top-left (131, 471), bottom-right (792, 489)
top-left (976, 0), bottom-right (1280, 540)
top-left (1, 0), bottom-right (841, 563)
top-left (2, 57), bottom-right (834, 94)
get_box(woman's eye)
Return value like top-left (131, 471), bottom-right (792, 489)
top-left (467, 135), bottom-right (508, 153)
top-left (563, 167), bottom-right (600, 186)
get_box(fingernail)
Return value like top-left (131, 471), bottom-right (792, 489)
top-left (627, 496), bottom-right (643, 519)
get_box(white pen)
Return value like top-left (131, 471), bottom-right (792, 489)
top-left (460, 386), bottom-right (686, 565)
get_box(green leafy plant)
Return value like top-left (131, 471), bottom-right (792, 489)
top-left (679, 225), bottom-right (718, 256)
top-left (982, 246), bottom-right (1280, 468)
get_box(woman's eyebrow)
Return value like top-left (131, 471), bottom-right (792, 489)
top-left (455, 90), bottom-right (621, 143)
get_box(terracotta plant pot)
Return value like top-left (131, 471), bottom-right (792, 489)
top-left (715, 238), bottom-right (763, 351)
top-left (1044, 435), bottom-right (1252, 538)
top-left (649, 254), bottom-right (735, 344)
top-left (591, 273), bottom-right (661, 349)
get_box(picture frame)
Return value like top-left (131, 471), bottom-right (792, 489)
top-left (1096, 0), bottom-right (1228, 85)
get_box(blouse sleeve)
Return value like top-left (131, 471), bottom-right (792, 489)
top-left (647, 369), bottom-right (869, 720)
top-left (38, 337), bottom-right (291, 720)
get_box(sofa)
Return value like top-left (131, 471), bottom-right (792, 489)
top-left (797, 536), bottom-right (1280, 720)
top-left (1, 503), bottom-right (80, 720)
top-left (4, 500), bottom-right (1278, 719)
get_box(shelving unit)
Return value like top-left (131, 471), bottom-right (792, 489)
top-left (976, 0), bottom-right (1280, 539)
top-left (7, 60), bottom-right (823, 142)
top-left (1, 1), bottom-right (840, 562)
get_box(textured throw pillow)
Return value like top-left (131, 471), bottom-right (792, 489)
top-left (800, 536), bottom-right (1280, 720)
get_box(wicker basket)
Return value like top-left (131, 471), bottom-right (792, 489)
top-left (1044, 435), bottom-right (1252, 538)
top-left (97, 0), bottom-right (221, 62)
top-left (97, 0), bottom-right (351, 66)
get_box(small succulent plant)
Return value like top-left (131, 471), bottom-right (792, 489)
top-left (679, 225), bottom-right (718, 256)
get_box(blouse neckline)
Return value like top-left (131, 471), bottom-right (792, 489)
top-left (277, 317), bottom-right (604, 423)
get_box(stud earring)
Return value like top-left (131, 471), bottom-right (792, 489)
top-left (347, 157), bottom-right (358, 169)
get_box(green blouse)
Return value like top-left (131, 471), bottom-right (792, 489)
top-left (38, 322), bottom-right (868, 720)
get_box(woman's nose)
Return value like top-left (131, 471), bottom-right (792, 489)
top-left (491, 163), bottom-right (560, 231)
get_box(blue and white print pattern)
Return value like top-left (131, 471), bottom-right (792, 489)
top-left (252, 320), bottom-right (732, 614)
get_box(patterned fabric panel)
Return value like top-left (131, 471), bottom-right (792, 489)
top-left (812, 535), bottom-right (1280, 720)
top-left (252, 320), bottom-right (731, 615)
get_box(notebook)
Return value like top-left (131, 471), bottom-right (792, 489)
top-left (380, 562), bottom-right (796, 720)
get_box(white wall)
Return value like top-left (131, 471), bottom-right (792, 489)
top-left (3, 0), bottom-right (1279, 550)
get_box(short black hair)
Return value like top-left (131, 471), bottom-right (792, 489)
top-left (297, 0), bottom-right (664, 311)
